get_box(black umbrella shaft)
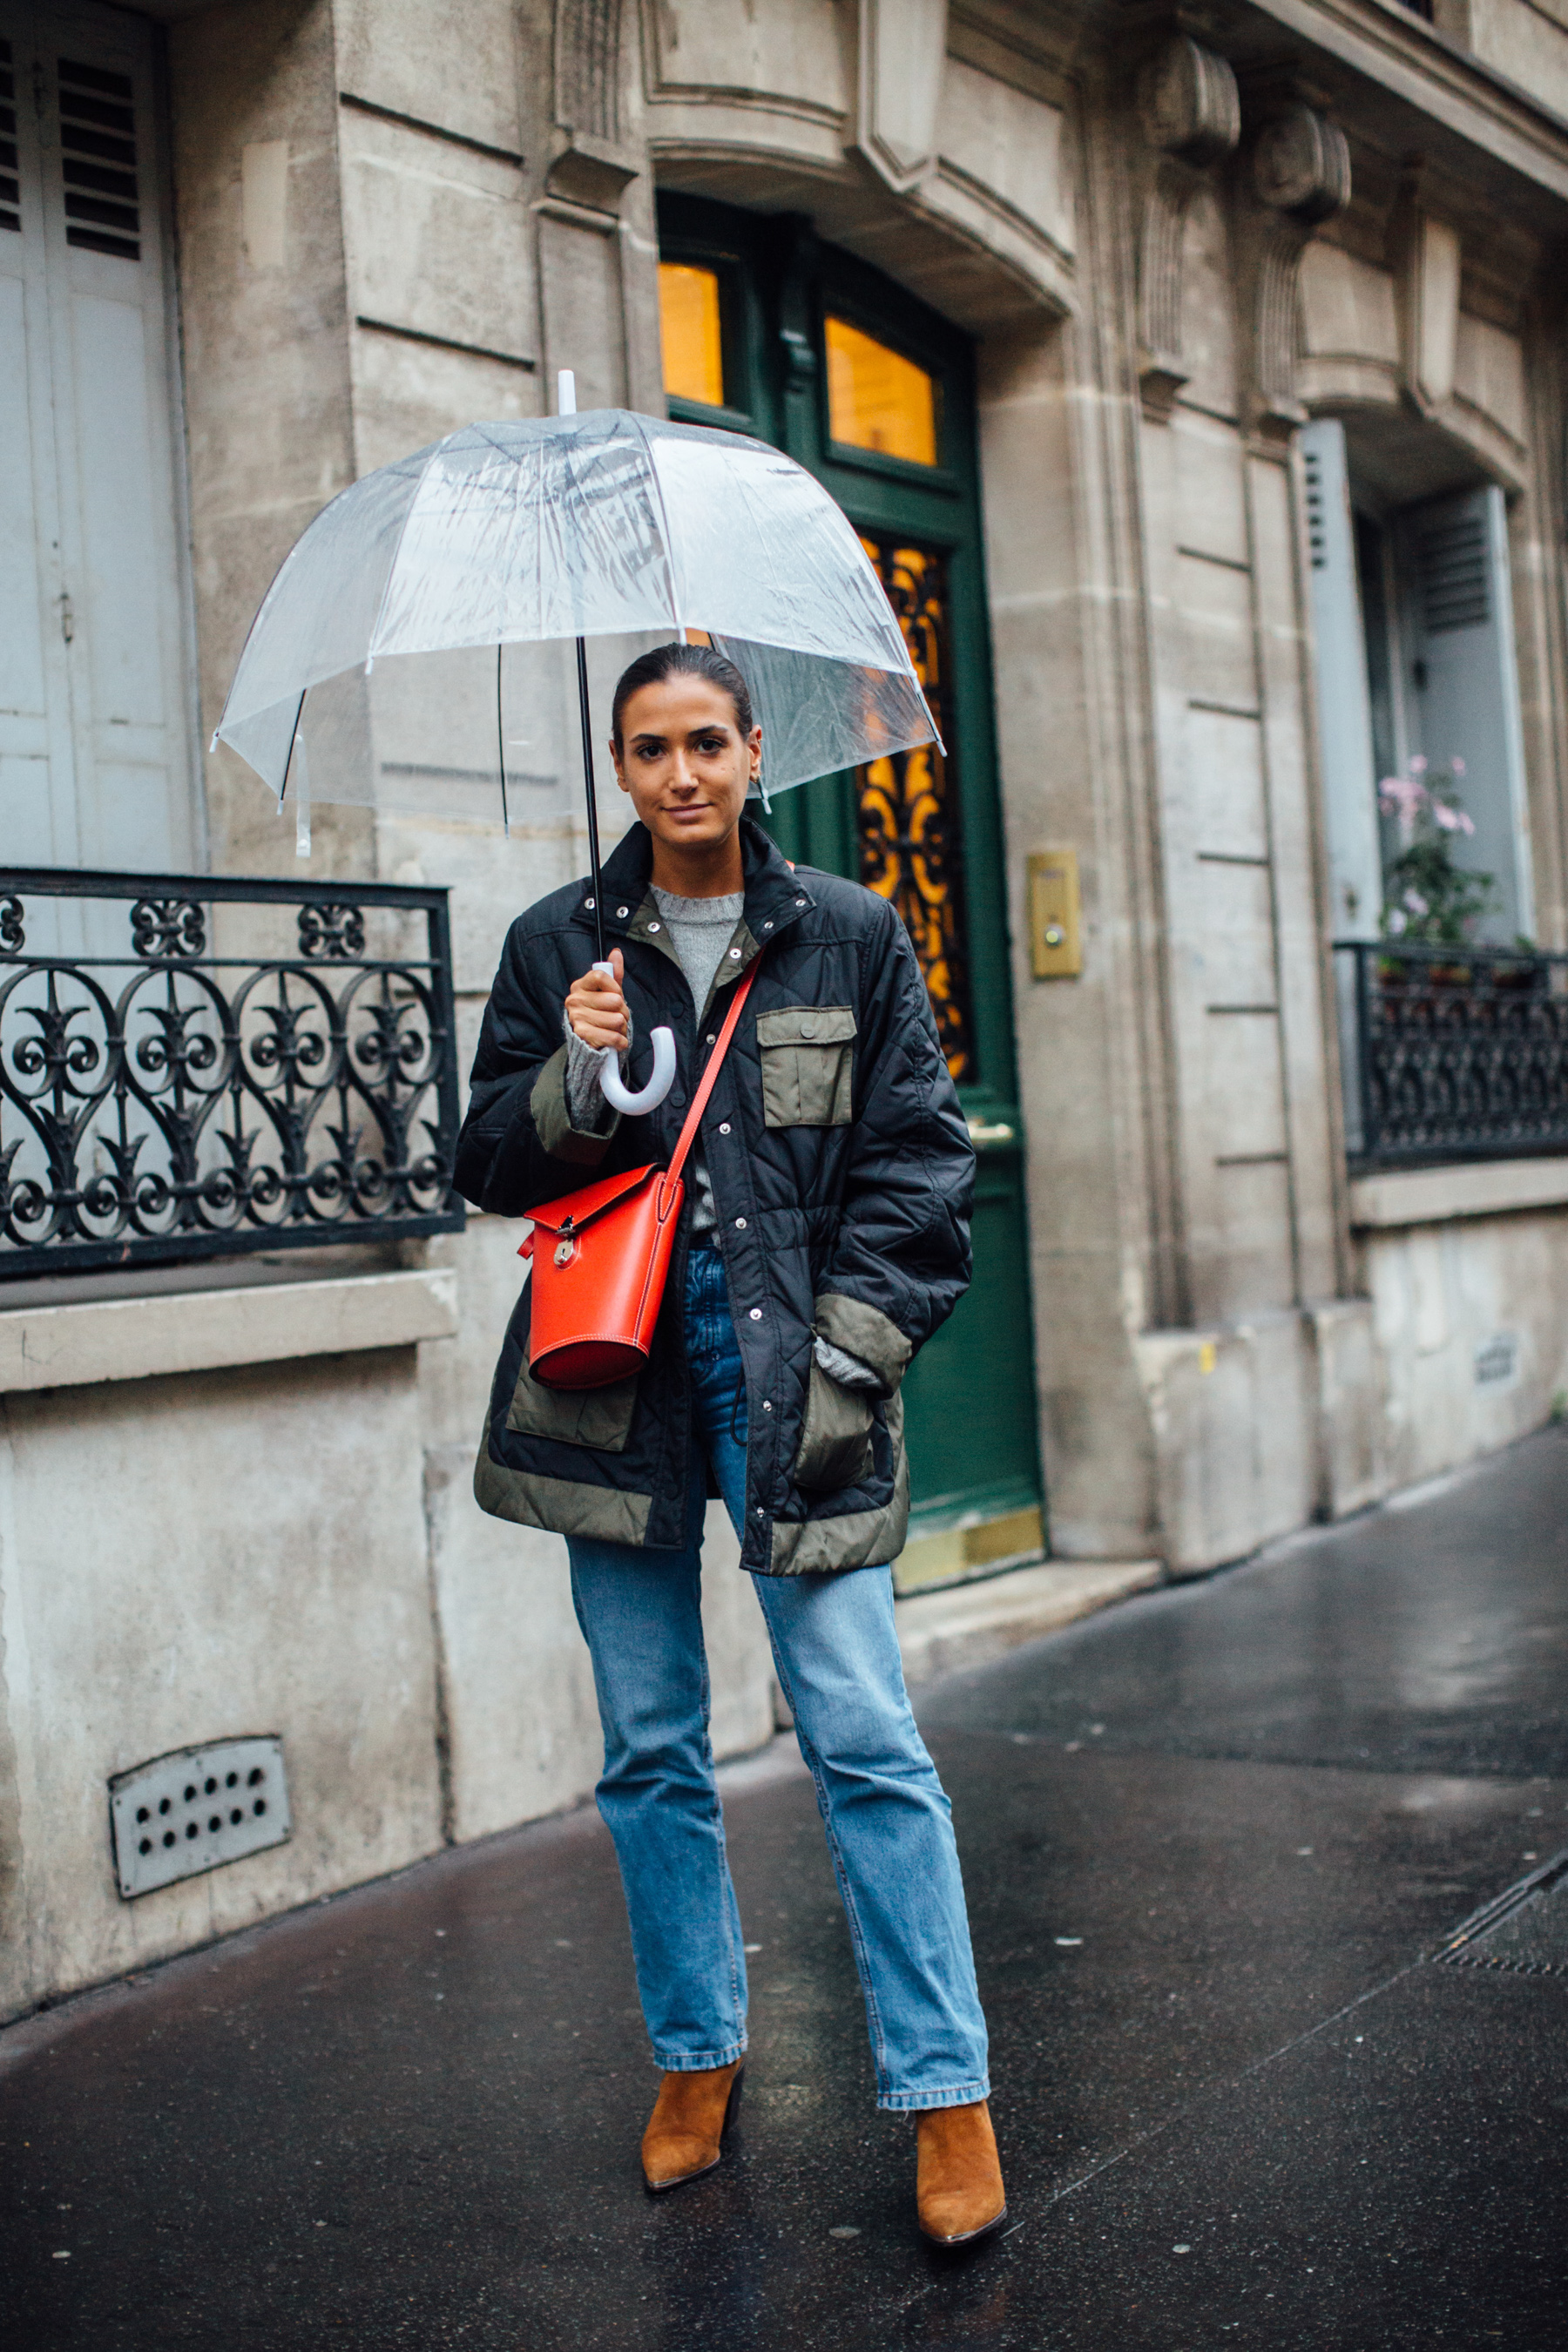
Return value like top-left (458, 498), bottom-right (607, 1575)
top-left (575, 634), bottom-right (606, 963)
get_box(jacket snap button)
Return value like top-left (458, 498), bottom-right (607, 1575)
top-left (648, 921), bottom-right (660, 933)
top-left (735, 1217), bottom-right (747, 1228)
top-left (795, 896), bottom-right (806, 906)
top-left (763, 920), bottom-right (773, 930)
top-left (585, 897), bottom-right (595, 910)
top-left (748, 1307), bottom-right (762, 1321)
top-left (728, 948), bottom-right (741, 960)
top-left (617, 905), bottom-right (629, 917)
top-left (706, 1034), bottom-right (716, 1044)
top-left (755, 1507), bottom-right (764, 1518)
top-left (670, 1087), bottom-right (686, 1107)
top-left (718, 1122), bottom-right (730, 1134)
top-left (762, 1400), bottom-right (772, 1412)
top-left (801, 1022), bottom-right (816, 1041)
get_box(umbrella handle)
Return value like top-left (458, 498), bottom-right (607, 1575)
top-left (591, 961), bottom-right (678, 1115)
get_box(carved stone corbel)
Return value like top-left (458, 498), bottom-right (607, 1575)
top-left (1240, 102), bottom-right (1350, 438)
top-left (855, 0), bottom-right (948, 195)
top-left (1136, 36), bottom-right (1240, 421)
top-left (547, 0), bottom-right (639, 214)
top-left (1394, 193), bottom-right (1462, 413)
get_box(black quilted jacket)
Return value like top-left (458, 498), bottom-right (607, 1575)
top-left (454, 816), bottom-right (974, 1575)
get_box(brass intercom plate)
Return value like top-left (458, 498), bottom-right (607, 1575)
top-left (1026, 848), bottom-right (1081, 978)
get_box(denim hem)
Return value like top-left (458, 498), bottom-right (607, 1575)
top-left (652, 2040), bottom-right (747, 2073)
top-left (876, 2077), bottom-right (990, 2114)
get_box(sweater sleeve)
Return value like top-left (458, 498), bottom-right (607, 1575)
top-left (812, 1336), bottom-right (882, 1390)
top-left (562, 1004), bottom-right (634, 1136)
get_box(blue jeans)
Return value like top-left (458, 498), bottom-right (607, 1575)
top-left (567, 1245), bottom-right (990, 2112)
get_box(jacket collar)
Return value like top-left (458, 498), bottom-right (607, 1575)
top-left (572, 818), bottom-right (816, 945)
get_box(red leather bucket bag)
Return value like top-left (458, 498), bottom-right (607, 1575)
top-left (518, 959), bottom-right (760, 1390)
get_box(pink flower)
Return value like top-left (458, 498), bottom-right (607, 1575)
top-left (1386, 906), bottom-right (1408, 936)
top-left (1379, 772), bottom-right (1428, 841)
top-left (1432, 802), bottom-right (1462, 831)
top-left (1403, 889), bottom-right (1429, 916)
top-left (1456, 808), bottom-right (1475, 835)
top-left (1450, 756), bottom-right (1466, 776)
top-left (1409, 754), bottom-right (1429, 774)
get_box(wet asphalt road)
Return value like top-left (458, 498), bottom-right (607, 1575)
top-left (3, 1425), bottom-right (1566, 2349)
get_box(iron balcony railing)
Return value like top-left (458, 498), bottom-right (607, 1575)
top-left (1334, 939), bottom-right (1568, 1169)
top-left (0, 868), bottom-right (463, 1279)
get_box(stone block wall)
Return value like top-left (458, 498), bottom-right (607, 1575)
top-left (1361, 1204), bottom-right (1568, 1490)
top-left (0, 1347), bottom-right (443, 2022)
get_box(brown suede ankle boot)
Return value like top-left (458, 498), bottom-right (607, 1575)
top-left (640, 2060), bottom-right (745, 2193)
top-left (916, 2100), bottom-right (1007, 2245)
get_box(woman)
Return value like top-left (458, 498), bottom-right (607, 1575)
top-left (455, 643), bottom-right (1005, 2246)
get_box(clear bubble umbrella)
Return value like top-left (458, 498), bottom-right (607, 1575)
top-left (214, 377), bottom-right (937, 1112)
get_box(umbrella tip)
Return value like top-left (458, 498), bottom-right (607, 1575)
top-left (557, 368), bottom-right (577, 417)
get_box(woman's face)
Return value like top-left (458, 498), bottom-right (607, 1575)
top-left (611, 676), bottom-right (760, 855)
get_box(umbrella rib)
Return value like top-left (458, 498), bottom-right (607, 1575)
top-left (496, 645), bottom-right (510, 839)
top-left (362, 445), bottom-right (435, 672)
top-left (631, 412), bottom-right (686, 636)
top-left (217, 462), bottom-right (385, 732)
top-left (278, 689), bottom-right (307, 807)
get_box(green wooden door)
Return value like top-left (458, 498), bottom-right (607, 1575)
top-left (658, 198), bottom-right (1043, 1587)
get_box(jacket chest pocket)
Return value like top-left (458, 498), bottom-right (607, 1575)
top-left (755, 1004), bottom-right (855, 1128)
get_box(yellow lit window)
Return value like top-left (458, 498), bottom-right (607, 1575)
top-left (659, 262), bottom-right (726, 408)
top-left (825, 316), bottom-right (938, 466)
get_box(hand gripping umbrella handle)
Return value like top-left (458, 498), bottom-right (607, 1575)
top-left (591, 961), bottom-right (677, 1116)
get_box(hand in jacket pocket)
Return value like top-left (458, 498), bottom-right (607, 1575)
top-left (793, 1355), bottom-right (875, 1495)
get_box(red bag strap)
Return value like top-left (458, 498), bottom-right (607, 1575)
top-left (663, 956), bottom-right (762, 1195)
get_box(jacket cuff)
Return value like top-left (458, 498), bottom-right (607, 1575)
top-left (530, 1044), bottom-right (620, 1166)
top-left (813, 1293), bottom-right (914, 1398)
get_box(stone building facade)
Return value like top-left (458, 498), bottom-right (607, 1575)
top-left (3, 0), bottom-right (1566, 2014)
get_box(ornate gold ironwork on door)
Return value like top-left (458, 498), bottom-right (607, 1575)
top-left (855, 541), bottom-right (974, 1083)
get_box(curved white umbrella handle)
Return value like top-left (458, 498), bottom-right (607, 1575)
top-left (591, 961), bottom-right (677, 1115)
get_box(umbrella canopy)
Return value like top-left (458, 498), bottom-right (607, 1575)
top-left (214, 410), bottom-right (938, 808)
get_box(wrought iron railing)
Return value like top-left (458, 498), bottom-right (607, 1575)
top-left (1334, 940), bottom-right (1568, 1169)
top-left (1, 868), bottom-right (463, 1278)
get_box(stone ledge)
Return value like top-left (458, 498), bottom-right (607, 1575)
top-left (0, 1267), bottom-right (458, 1395)
top-left (896, 1558), bottom-right (1165, 1689)
top-left (1349, 1157), bottom-right (1568, 1230)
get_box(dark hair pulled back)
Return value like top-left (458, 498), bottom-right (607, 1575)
top-left (611, 641), bottom-right (754, 747)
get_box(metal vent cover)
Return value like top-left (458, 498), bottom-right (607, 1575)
top-left (1431, 1847), bottom-right (1568, 1981)
top-left (109, 1736), bottom-right (290, 1900)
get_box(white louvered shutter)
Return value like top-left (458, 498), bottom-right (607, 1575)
top-left (0, 0), bottom-right (194, 878)
top-left (1299, 418), bottom-right (1382, 941)
top-left (1395, 485), bottom-right (1532, 943)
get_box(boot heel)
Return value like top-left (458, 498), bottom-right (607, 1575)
top-left (723, 2065), bottom-right (745, 2134)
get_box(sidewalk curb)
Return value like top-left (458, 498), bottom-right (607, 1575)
top-left (896, 1558), bottom-right (1166, 1688)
